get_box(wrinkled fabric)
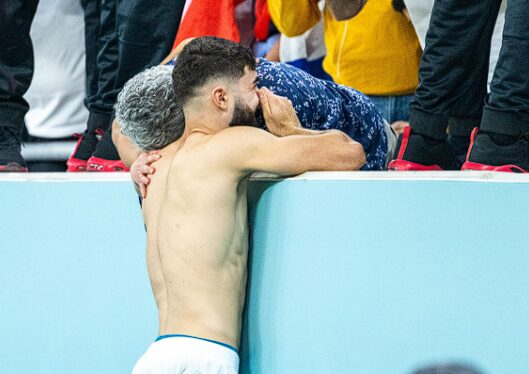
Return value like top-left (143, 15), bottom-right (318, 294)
top-left (256, 59), bottom-right (388, 170)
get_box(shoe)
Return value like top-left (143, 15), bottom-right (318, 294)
top-left (86, 130), bottom-right (129, 172)
top-left (66, 130), bottom-right (100, 172)
top-left (388, 126), bottom-right (458, 171)
top-left (448, 135), bottom-right (471, 168)
top-left (461, 128), bottom-right (529, 173)
top-left (0, 127), bottom-right (28, 172)
top-left (86, 156), bottom-right (129, 172)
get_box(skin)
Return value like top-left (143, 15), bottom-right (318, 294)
top-left (159, 37), bottom-right (196, 65)
top-left (115, 37), bottom-right (403, 198)
top-left (325, 0), bottom-right (368, 21)
top-left (264, 37), bottom-right (280, 62)
top-left (391, 120), bottom-right (408, 136)
top-left (112, 37), bottom-right (198, 191)
top-left (123, 67), bottom-right (366, 349)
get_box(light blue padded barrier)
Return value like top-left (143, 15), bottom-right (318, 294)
top-left (241, 172), bottom-right (529, 374)
top-left (0, 174), bottom-right (154, 374)
top-left (1, 172), bottom-right (529, 374)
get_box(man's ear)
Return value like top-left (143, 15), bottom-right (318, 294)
top-left (212, 87), bottom-right (230, 111)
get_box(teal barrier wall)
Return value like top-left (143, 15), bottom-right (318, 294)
top-left (1, 172), bottom-right (529, 373)
top-left (241, 174), bottom-right (529, 374)
top-left (0, 176), bottom-right (155, 374)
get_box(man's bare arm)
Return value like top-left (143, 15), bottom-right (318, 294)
top-left (212, 89), bottom-right (365, 176)
top-left (327, 0), bottom-right (368, 21)
top-left (159, 38), bottom-right (196, 65)
top-left (215, 127), bottom-right (365, 176)
top-left (129, 88), bottom-right (365, 192)
top-left (262, 130), bottom-right (364, 174)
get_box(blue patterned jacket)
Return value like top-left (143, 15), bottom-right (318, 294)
top-left (256, 59), bottom-right (387, 170)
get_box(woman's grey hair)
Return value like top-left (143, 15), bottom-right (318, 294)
top-left (115, 65), bottom-right (185, 151)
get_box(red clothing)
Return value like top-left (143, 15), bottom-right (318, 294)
top-left (254, 0), bottom-right (271, 41)
top-left (173, 0), bottom-right (243, 49)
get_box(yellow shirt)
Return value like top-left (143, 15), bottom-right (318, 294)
top-left (268, 0), bottom-right (422, 95)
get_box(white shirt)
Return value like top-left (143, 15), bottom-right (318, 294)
top-left (24, 0), bottom-right (88, 139)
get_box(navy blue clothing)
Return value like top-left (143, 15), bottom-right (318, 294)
top-left (167, 58), bottom-right (388, 170)
top-left (256, 59), bottom-right (387, 170)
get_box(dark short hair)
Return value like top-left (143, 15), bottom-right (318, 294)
top-left (172, 37), bottom-right (256, 106)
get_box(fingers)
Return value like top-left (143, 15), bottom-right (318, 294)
top-left (262, 87), bottom-right (292, 109)
top-left (132, 165), bottom-right (150, 185)
top-left (140, 183), bottom-right (146, 199)
top-left (134, 152), bottom-right (160, 176)
top-left (141, 165), bottom-right (155, 176)
top-left (262, 87), bottom-right (283, 104)
top-left (257, 87), bottom-right (269, 105)
top-left (131, 151), bottom-right (161, 199)
top-left (261, 86), bottom-right (273, 95)
top-left (136, 158), bottom-right (153, 185)
top-left (260, 87), bottom-right (287, 112)
top-left (144, 151), bottom-right (161, 165)
top-left (138, 171), bottom-right (151, 186)
top-left (258, 88), bottom-right (272, 119)
top-left (133, 168), bottom-right (150, 199)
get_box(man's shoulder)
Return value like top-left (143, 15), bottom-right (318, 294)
top-left (201, 127), bottom-right (273, 170)
top-left (164, 130), bottom-right (249, 176)
top-left (210, 126), bottom-right (269, 144)
top-left (181, 127), bottom-right (268, 154)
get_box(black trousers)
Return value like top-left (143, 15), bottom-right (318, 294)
top-left (410, 0), bottom-right (529, 139)
top-left (0, 0), bottom-right (39, 141)
top-left (0, 0), bottom-right (185, 142)
top-left (81, 0), bottom-right (186, 132)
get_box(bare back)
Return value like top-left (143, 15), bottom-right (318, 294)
top-left (142, 130), bottom-right (250, 349)
top-left (138, 114), bottom-right (366, 351)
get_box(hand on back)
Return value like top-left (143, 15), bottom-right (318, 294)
top-left (131, 151), bottom-right (161, 198)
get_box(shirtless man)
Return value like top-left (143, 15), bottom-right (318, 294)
top-left (118, 37), bottom-right (365, 373)
top-left (115, 37), bottom-right (394, 183)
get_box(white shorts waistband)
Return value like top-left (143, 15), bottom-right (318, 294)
top-left (152, 335), bottom-right (239, 370)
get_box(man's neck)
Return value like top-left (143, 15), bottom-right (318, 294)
top-left (183, 103), bottom-right (225, 137)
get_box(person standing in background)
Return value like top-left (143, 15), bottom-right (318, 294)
top-left (277, 0), bottom-right (331, 81)
top-left (0, 0), bottom-right (186, 172)
top-left (267, 0), bottom-right (422, 123)
top-left (23, 0), bottom-right (90, 172)
top-left (253, 0), bottom-right (281, 60)
top-left (390, 0), bottom-right (529, 172)
top-left (68, 0), bottom-right (186, 172)
top-left (0, 1), bottom-right (39, 172)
